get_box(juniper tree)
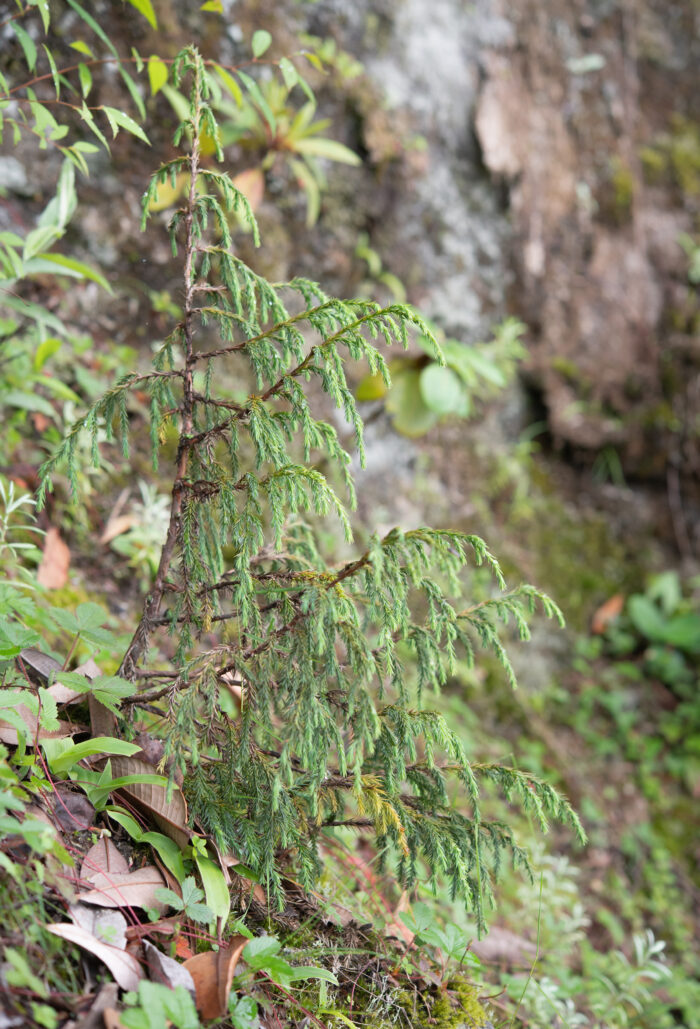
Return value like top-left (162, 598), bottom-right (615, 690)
top-left (39, 47), bottom-right (584, 929)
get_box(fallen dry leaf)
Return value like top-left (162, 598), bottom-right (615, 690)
top-left (99, 514), bottom-right (136, 545)
top-left (17, 647), bottom-right (62, 684)
top-left (51, 785), bottom-right (96, 833)
top-left (70, 902), bottom-right (129, 951)
top-left (80, 837), bottom-right (129, 883)
top-left (72, 981), bottom-right (119, 1029)
top-left (102, 1011), bottom-right (128, 1029)
top-left (78, 865), bottom-right (166, 913)
top-left (384, 890), bottom-right (414, 946)
top-left (591, 593), bottom-right (625, 635)
top-left (175, 935), bottom-right (195, 961)
top-left (0, 703), bottom-right (78, 746)
top-left (232, 167), bottom-right (265, 212)
top-left (37, 526), bottom-right (70, 589)
top-left (144, 940), bottom-right (196, 995)
top-left (184, 936), bottom-right (247, 1019)
top-left (125, 917), bottom-right (179, 943)
top-left (47, 922), bottom-right (141, 991)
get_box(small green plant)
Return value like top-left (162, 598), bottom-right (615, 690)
top-left (154, 34), bottom-right (360, 227)
top-left (37, 46), bottom-right (583, 931)
top-left (678, 232), bottom-right (700, 283)
top-left (108, 482), bottom-right (171, 587)
top-left (357, 317), bottom-right (527, 436)
top-left (121, 981), bottom-right (200, 1029)
top-left (605, 571), bottom-right (700, 687)
top-left (400, 901), bottom-right (480, 981)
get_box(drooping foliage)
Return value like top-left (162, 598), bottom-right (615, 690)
top-left (38, 46), bottom-right (584, 928)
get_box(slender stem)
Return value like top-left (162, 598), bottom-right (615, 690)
top-left (119, 66), bottom-right (203, 681)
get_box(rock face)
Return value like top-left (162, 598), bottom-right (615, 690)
top-left (473, 0), bottom-right (699, 478)
top-left (5, 0), bottom-right (696, 547)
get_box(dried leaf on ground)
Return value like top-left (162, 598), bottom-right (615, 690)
top-left (37, 527), bottom-right (70, 589)
top-left (70, 902), bottom-right (129, 951)
top-left (100, 514), bottom-right (136, 545)
top-left (384, 890), bottom-right (415, 946)
top-left (72, 981), bottom-right (119, 1029)
top-left (78, 865), bottom-right (166, 912)
top-left (46, 922), bottom-right (141, 991)
top-left (80, 837), bottom-right (129, 883)
top-left (591, 593), bottom-right (625, 634)
top-left (144, 940), bottom-right (196, 995)
top-left (51, 786), bottom-right (96, 833)
top-left (125, 917), bottom-right (179, 942)
top-left (0, 703), bottom-right (77, 746)
top-left (17, 647), bottom-right (62, 684)
top-left (184, 935), bottom-right (247, 1019)
top-left (102, 1011), bottom-right (128, 1029)
top-left (111, 755), bottom-right (191, 849)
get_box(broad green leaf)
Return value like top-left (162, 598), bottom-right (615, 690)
top-left (252, 30), bottom-right (272, 58)
top-left (34, 337), bottom-right (62, 370)
top-left (236, 70), bottom-right (276, 134)
top-left (244, 936), bottom-right (281, 963)
top-left (38, 160), bottom-right (77, 231)
top-left (23, 225), bottom-right (61, 262)
top-left (628, 595), bottom-right (668, 643)
top-left (287, 157), bottom-right (320, 226)
top-left (200, 0), bottom-right (223, 10)
top-left (48, 737), bottom-right (142, 774)
top-left (1, 295), bottom-right (66, 335)
top-left (419, 364), bottom-right (464, 415)
top-left (356, 371), bottom-right (388, 402)
top-left (66, 0), bottom-right (118, 57)
top-left (278, 57), bottom-right (297, 91)
top-left (160, 83), bottom-right (190, 121)
top-left (385, 368), bottom-right (440, 437)
top-left (215, 64), bottom-right (242, 106)
top-left (662, 614), bottom-right (700, 654)
top-left (78, 63), bottom-right (92, 98)
top-left (193, 852), bottom-right (231, 923)
top-left (70, 41), bottom-right (94, 57)
top-left (148, 57), bottom-right (168, 96)
top-left (42, 45), bottom-right (59, 98)
top-left (118, 66), bottom-right (146, 121)
top-left (646, 571), bottom-right (682, 615)
top-left (462, 348), bottom-right (507, 387)
top-left (102, 106), bottom-right (150, 145)
top-left (29, 0), bottom-right (50, 32)
top-left (286, 966), bottom-right (339, 985)
top-left (14, 23), bottom-right (37, 72)
top-left (78, 103), bottom-right (111, 151)
top-left (292, 137), bottom-right (361, 166)
top-left (39, 253), bottom-right (112, 293)
top-left (126, 0), bottom-right (157, 28)
top-left (140, 832), bottom-right (187, 882)
top-left (2, 391), bottom-right (57, 420)
top-left (105, 811), bottom-right (189, 884)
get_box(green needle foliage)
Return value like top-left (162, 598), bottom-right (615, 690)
top-left (39, 47), bottom-right (584, 929)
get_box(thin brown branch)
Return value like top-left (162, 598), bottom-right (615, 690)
top-left (118, 69), bottom-right (204, 681)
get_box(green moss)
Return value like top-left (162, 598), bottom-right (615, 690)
top-left (640, 145), bottom-right (668, 184)
top-left (550, 356), bottom-right (592, 393)
top-left (668, 116), bottom-right (700, 196)
top-left (639, 116), bottom-right (700, 196)
top-left (610, 157), bottom-right (635, 219)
